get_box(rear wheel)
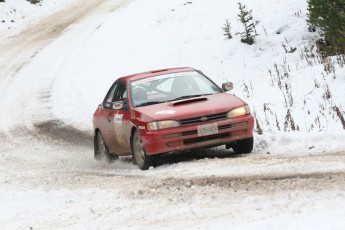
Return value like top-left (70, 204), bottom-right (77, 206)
top-left (132, 131), bottom-right (155, 170)
top-left (232, 137), bottom-right (254, 154)
top-left (95, 131), bottom-right (118, 162)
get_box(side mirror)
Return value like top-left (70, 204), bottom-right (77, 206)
top-left (112, 101), bottom-right (125, 110)
top-left (222, 82), bottom-right (233, 91)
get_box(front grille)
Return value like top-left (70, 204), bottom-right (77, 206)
top-left (183, 133), bottom-right (230, 145)
top-left (179, 112), bottom-right (227, 126)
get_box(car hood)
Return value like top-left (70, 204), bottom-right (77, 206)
top-left (133, 93), bottom-right (246, 122)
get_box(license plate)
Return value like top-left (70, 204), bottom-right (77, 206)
top-left (197, 123), bottom-right (218, 137)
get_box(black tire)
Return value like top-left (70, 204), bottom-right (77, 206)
top-left (132, 131), bottom-right (155, 170)
top-left (94, 131), bottom-right (118, 162)
top-left (232, 137), bottom-right (254, 154)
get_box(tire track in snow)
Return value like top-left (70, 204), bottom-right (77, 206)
top-left (33, 120), bottom-right (93, 148)
top-left (151, 171), bottom-right (345, 191)
top-left (0, 0), bottom-right (131, 134)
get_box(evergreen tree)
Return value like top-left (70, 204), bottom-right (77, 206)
top-left (27, 0), bottom-right (41, 4)
top-left (222, 19), bottom-right (232, 39)
top-left (307, 0), bottom-right (345, 55)
top-left (237, 2), bottom-right (259, 45)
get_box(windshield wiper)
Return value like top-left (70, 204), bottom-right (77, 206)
top-left (136, 101), bottom-right (162, 107)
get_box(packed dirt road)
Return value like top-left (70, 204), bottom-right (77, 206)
top-left (0, 0), bottom-right (344, 229)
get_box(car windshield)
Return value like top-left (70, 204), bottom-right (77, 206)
top-left (130, 71), bottom-right (221, 107)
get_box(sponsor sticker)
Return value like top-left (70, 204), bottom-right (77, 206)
top-left (132, 71), bottom-right (196, 86)
top-left (114, 114), bottom-right (123, 123)
top-left (113, 102), bottom-right (123, 110)
top-left (155, 110), bottom-right (176, 115)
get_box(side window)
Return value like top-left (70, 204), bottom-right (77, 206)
top-left (113, 81), bottom-right (127, 102)
top-left (103, 84), bottom-right (118, 108)
top-left (103, 81), bottom-right (127, 109)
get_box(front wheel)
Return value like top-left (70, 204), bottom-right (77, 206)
top-left (132, 131), bottom-right (155, 170)
top-left (232, 137), bottom-right (254, 154)
top-left (95, 131), bottom-right (118, 162)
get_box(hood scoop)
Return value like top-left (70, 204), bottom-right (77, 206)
top-left (172, 97), bottom-right (207, 106)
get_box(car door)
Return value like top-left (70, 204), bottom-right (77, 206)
top-left (106, 80), bottom-right (131, 154)
top-left (96, 82), bottom-right (119, 149)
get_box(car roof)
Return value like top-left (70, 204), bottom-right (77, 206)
top-left (117, 67), bottom-right (196, 82)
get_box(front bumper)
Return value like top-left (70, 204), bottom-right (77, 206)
top-left (141, 114), bottom-right (254, 155)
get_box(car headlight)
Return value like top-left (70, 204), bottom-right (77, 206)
top-left (227, 105), bottom-right (251, 118)
top-left (147, 120), bottom-right (180, 130)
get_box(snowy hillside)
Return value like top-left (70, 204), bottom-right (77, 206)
top-left (49, 0), bottom-right (345, 133)
top-left (1, 0), bottom-right (345, 229)
top-left (0, 0), bottom-right (344, 150)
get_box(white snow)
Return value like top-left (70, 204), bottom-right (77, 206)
top-left (0, 0), bottom-right (71, 41)
top-left (1, 189), bottom-right (344, 229)
top-left (0, 0), bottom-right (345, 229)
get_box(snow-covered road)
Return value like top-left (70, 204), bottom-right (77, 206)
top-left (1, 129), bottom-right (345, 229)
top-left (0, 0), bottom-right (344, 229)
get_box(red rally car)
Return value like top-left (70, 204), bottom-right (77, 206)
top-left (93, 67), bottom-right (254, 170)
